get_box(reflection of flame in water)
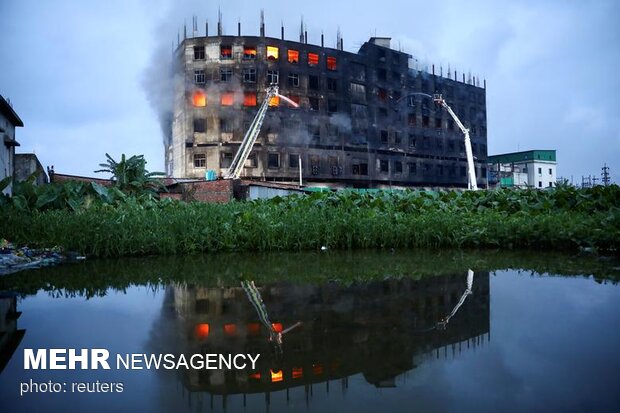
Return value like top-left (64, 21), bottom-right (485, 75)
top-left (163, 272), bottom-right (490, 410)
top-left (270, 369), bottom-right (283, 382)
top-left (192, 90), bottom-right (206, 107)
top-left (194, 323), bottom-right (209, 339)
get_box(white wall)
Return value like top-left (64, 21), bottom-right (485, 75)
top-left (527, 161), bottom-right (556, 189)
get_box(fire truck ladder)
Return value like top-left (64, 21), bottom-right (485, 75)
top-left (433, 94), bottom-right (478, 190)
top-left (224, 85), bottom-right (299, 180)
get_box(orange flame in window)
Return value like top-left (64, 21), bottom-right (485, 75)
top-left (221, 93), bottom-right (234, 106)
top-left (192, 91), bottom-right (206, 107)
top-left (244, 93), bottom-right (257, 107)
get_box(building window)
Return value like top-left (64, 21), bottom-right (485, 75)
top-left (378, 49), bottom-right (386, 62)
top-left (243, 46), bottom-right (256, 59)
top-left (378, 68), bottom-right (387, 81)
top-left (549, 168), bottom-right (552, 175)
top-left (460, 166), bottom-right (466, 176)
top-left (220, 118), bottom-right (234, 133)
top-left (308, 52), bottom-right (319, 66)
top-left (220, 45), bottom-right (232, 59)
top-left (538, 181), bottom-right (542, 188)
top-left (352, 161), bottom-right (368, 176)
top-left (192, 90), bottom-right (206, 107)
top-left (435, 118), bottom-right (442, 129)
top-left (350, 82), bottom-right (365, 94)
top-left (194, 46), bottom-right (205, 60)
top-left (220, 68), bottom-right (233, 82)
top-left (437, 165), bottom-right (444, 176)
top-left (380, 130), bottom-right (388, 143)
top-left (538, 167), bottom-right (542, 174)
top-left (409, 134), bottom-right (416, 148)
top-left (309, 155), bottom-right (320, 175)
top-left (243, 92), bottom-right (257, 107)
top-left (221, 152), bottom-right (233, 168)
top-left (243, 68), bottom-right (256, 83)
top-left (407, 95), bottom-right (416, 107)
top-left (289, 154), bottom-right (299, 168)
top-left (327, 99), bottom-right (338, 113)
top-left (194, 153), bottom-right (206, 168)
top-left (379, 159), bottom-right (389, 173)
top-left (408, 162), bottom-right (417, 175)
top-left (378, 107), bottom-right (388, 117)
top-left (309, 97), bottom-right (319, 111)
top-left (378, 88), bottom-right (387, 101)
top-left (327, 56), bottom-right (337, 71)
top-left (394, 132), bottom-right (401, 144)
top-left (193, 118), bottom-right (206, 133)
top-left (266, 46), bottom-right (279, 61)
top-left (194, 70), bottom-right (205, 84)
top-left (267, 70), bottom-right (279, 85)
top-left (327, 78), bottom-right (338, 92)
top-left (424, 163), bottom-right (432, 175)
top-left (246, 153), bottom-right (258, 168)
top-left (288, 73), bottom-right (300, 87)
top-left (220, 92), bottom-right (234, 106)
top-left (288, 49), bottom-right (299, 63)
top-left (408, 113), bottom-right (416, 126)
top-left (548, 182), bottom-right (553, 187)
top-left (308, 75), bottom-right (319, 90)
top-left (422, 116), bottom-right (430, 127)
top-left (268, 153), bottom-right (280, 169)
top-left (394, 161), bottom-right (403, 173)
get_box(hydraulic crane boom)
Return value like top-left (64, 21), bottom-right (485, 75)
top-left (433, 94), bottom-right (478, 190)
top-left (224, 85), bottom-right (298, 180)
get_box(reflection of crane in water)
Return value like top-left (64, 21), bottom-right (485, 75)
top-left (437, 269), bottom-right (474, 330)
top-left (240, 280), bottom-right (302, 352)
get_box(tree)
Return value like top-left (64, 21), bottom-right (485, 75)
top-left (95, 153), bottom-right (165, 195)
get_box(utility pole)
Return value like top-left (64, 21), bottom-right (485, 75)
top-left (601, 163), bottom-right (610, 186)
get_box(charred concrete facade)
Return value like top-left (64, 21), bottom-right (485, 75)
top-left (168, 29), bottom-right (488, 188)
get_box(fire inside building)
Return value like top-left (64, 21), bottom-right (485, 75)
top-left (167, 17), bottom-right (487, 189)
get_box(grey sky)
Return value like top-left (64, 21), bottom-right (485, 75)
top-left (1, 0), bottom-right (618, 183)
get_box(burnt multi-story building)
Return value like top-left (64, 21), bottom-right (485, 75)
top-left (168, 22), bottom-right (488, 188)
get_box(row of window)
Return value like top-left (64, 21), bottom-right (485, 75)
top-left (192, 152), bottom-right (485, 179)
top-left (193, 45), bottom-right (337, 70)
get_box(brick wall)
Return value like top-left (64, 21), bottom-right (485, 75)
top-left (178, 179), bottom-right (235, 203)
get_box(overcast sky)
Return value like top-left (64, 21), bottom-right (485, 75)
top-left (1, 0), bottom-right (618, 184)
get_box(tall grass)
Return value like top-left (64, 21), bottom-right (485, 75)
top-left (1, 186), bottom-right (618, 257)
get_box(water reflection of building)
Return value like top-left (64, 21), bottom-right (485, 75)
top-left (166, 273), bottom-right (489, 405)
top-left (0, 292), bottom-right (25, 374)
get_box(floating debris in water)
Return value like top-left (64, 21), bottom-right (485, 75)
top-left (0, 239), bottom-right (84, 275)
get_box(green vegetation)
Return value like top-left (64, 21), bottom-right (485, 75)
top-left (1, 184), bottom-right (618, 257)
top-left (94, 153), bottom-right (164, 195)
top-left (0, 153), bottom-right (164, 212)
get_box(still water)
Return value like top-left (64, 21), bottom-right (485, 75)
top-left (1, 251), bottom-right (619, 413)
